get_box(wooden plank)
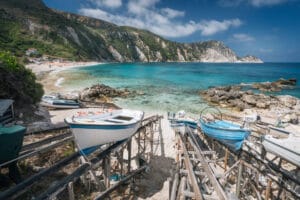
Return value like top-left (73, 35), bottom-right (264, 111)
top-left (21, 132), bottom-right (72, 152)
top-left (36, 163), bottom-right (91, 200)
top-left (94, 165), bottom-right (147, 200)
top-left (179, 134), bottom-right (203, 200)
top-left (170, 172), bottom-right (179, 200)
top-left (0, 152), bottom-right (80, 199)
top-left (186, 130), bottom-right (228, 200)
top-left (0, 136), bottom-right (74, 168)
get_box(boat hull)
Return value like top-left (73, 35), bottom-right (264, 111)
top-left (41, 101), bottom-right (80, 109)
top-left (199, 119), bottom-right (250, 151)
top-left (69, 122), bottom-right (140, 152)
top-left (262, 135), bottom-right (300, 167)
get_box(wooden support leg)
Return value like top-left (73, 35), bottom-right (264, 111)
top-left (224, 148), bottom-right (229, 171)
top-left (138, 131), bottom-right (141, 155)
top-left (236, 161), bottom-right (243, 197)
top-left (120, 149), bottom-right (124, 177)
top-left (150, 123), bottom-right (154, 157)
top-left (68, 182), bottom-right (75, 200)
top-left (265, 179), bottom-right (272, 200)
top-left (127, 140), bottom-right (132, 173)
top-left (102, 154), bottom-right (111, 189)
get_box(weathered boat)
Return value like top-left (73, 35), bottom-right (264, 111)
top-left (168, 110), bottom-right (197, 130)
top-left (41, 95), bottom-right (80, 109)
top-left (0, 125), bottom-right (26, 165)
top-left (262, 134), bottom-right (300, 167)
top-left (65, 109), bottom-right (144, 154)
top-left (198, 119), bottom-right (250, 151)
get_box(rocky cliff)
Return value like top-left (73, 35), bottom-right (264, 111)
top-left (0, 0), bottom-right (262, 63)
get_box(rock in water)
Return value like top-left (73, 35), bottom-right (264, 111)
top-left (79, 84), bottom-right (129, 102)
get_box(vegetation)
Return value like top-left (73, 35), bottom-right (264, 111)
top-left (0, 51), bottom-right (44, 105)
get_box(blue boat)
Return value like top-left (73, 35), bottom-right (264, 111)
top-left (198, 119), bottom-right (250, 151)
top-left (168, 111), bottom-right (197, 130)
top-left (172, 119), bottom-right (198, 129)
top-left (41, 95), bottom-right (80, 109)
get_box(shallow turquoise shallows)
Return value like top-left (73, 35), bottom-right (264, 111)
top-left (61, 62), bottom-right (300, 113)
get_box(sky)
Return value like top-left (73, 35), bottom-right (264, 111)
top-left (43, 0), bottom-right (300, 62)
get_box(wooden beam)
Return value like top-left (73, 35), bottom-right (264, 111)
top-left (186, 132), bottom-right (228, 200)
top-left (179, 134), bottom-right (203, 200)
top-left (170, 172), bottom-right (179, 200)
top-left (94, 165), bottom-right (147, 200)
top-left (0, 152), bottom-right (80, 199)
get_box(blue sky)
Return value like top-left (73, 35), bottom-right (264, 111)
top-left (43, 0), bottom-right (300, 62)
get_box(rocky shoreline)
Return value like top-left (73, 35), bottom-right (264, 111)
top-left (200, 78), bottom-right (299, 124)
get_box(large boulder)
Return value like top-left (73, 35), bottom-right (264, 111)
top-left (277, 95), bottom-right (297, 108)
top-left (80, 84), bottom-right (129, 102)
top-left (242, 94), bottom-right (257, 105)
top-left (281, 113), bottom-right (298, 124)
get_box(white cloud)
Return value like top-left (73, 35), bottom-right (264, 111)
top-left (199, 19), bottom-right (242, 36)
top-left (79, 0), bottom-right (243, 38)
top-left (89, 0), bottom-right (122, 9)
top-left (250, 0), bottom-right (288, 7)
top-left (128, 0), bottom-right (159, 14)
top-left (233, 33), bottom-right (255, 41)
top-left (218, 0), bottom-right (289, 7)
top-left (161, 8), bottom-right (185, 18)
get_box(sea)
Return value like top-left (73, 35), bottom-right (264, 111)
top-left (58, 62), bottom-right (300, 114)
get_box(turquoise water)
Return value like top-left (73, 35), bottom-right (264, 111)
top-left (61, 63), bottom-right (300, 113)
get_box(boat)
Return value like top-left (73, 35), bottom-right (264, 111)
top-left (0, 125), bottom-right (26, 165)
top-left (65, 109), bottom-right (144, 154)
top-left (198, 119), bottom-right (250, 151)
top-left (168, 110), bottom-right (198, 130)
top-left (262, 134), bottom-right (300, 167)
top-left (41, 95), bottom-right (80, 109)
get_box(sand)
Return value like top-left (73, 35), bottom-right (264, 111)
top-left (26, 61), bottom-right (100, 75)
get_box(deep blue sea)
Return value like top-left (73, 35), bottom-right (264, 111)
top-left (60, 62), bottom-right (300, 113)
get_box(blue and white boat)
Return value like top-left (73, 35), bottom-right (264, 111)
top-left (41, 95), bottom-right (80, 109)
top-left (168, 110), bottom-right (198, 130)
top-left (65, 109), bottom-right (144, 154)
top-left (198, 119), bottom-right (250, 151)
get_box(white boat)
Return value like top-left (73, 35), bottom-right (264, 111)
top-left (65, 109), bottom-right (144, 154)
top-left (41, 95), bottom-right (80, 109)
top-left (262, 134), bottom-right (300, 167)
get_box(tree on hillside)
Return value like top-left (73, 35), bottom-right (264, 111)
top-left (0, 51), bottom-right (44, 105)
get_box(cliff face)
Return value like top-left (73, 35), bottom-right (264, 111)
top-left (0, 0), bottom-right (263, 63)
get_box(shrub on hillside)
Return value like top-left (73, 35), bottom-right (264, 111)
top-left (0, 51), bottom-right (44, 105)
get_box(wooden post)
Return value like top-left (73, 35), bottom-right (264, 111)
top-left (138, 131), bottom-right (141, 155)
top-left (143, 128), bottom-right (146, 153)
top-left (68, 182), bottom-right (75, 200)
top-left (170, 173), bottom-right (179, 200)
top-left (102, 154), bottom-right (111, 189)
top-left (127, 139), bottom-right (132, 173)
top-left (120, 149), bottom-right (124, 177)
top-left (265, 179), bottom-right (272, 200)
top-left (224, 148), bottom-right (229, 171)
top-left (236, 161), bottom-right (243, 197)
top-left (176, 133), bottom-right (180, 164)
top-left (150, 122), bottom-right (154, 157)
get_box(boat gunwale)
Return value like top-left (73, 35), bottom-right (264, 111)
top-left (64, 111), bottom-right (144, 128)
top-left (199, 119), bottom-right (250, 132)
top-left (263, 136), bottom-right (300, 157)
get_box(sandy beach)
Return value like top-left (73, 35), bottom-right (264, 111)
top-left (22, 60), bottom-right (300, 199)
top-left (26, 61), bottom-right (101, 75)
top-left (24, 61), bottom-right (177, 199)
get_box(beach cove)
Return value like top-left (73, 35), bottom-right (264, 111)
top-left (40, 62), bottom-right (300, 113)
